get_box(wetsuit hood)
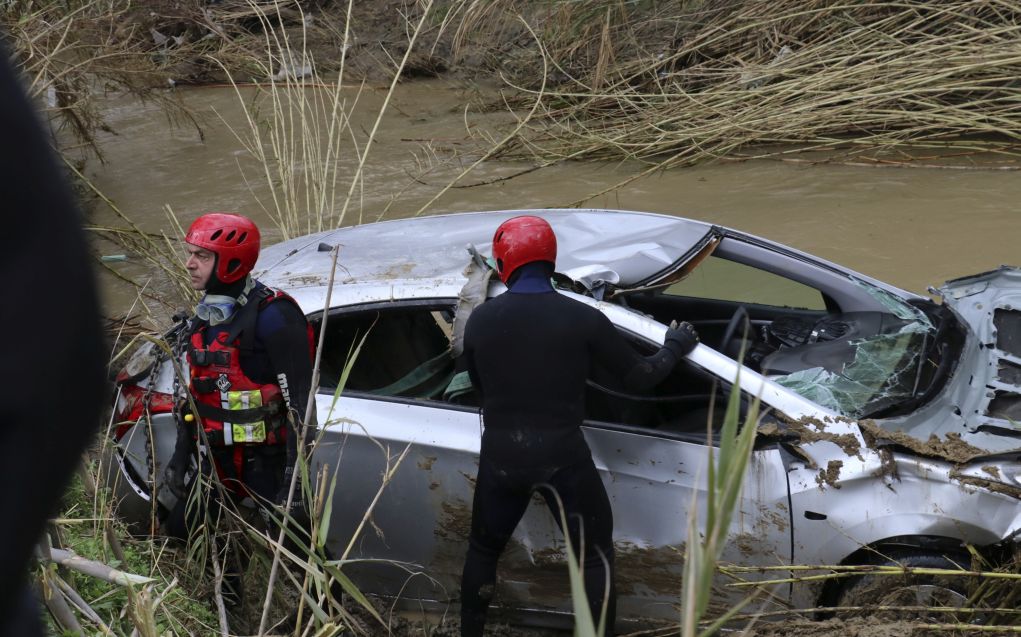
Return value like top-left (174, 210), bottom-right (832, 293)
top-left (507, 261), bottom-right (554, 294)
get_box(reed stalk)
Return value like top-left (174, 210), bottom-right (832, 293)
top-left (453, 0), bottom-right (1021, 203)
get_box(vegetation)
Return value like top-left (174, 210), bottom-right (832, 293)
top-left (446, 1), bottom-right (1021, 202)
top-left (43, 461), bottom-right (219, 634)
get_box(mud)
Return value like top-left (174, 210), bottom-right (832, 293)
top-left (815, 460), bottom-right (844, 490)
top-left (859, 421), bottom-right (987, 464)
top-left (436, 499), bottom-right (472, 542)
top-left (744, 618), bottom-right (926, 637)
top-left (496, 539), bottom-right (571, 604)
top-left (765, 417), bottom-right (863, 459)
top-left (613, 542), bottom-right (684, 598)
top-left (982, 465), bottom-right (1002, 480)
top-left (949, 474), bottom-right (1021, 500)
top-left (732, 533), bottom-right (761, 559)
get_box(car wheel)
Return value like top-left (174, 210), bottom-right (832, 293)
top-left (98, 442), bottom-right (158, 535)
top-left (836, 551), bottom-right (974, 623)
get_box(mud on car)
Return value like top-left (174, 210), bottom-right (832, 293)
top-left (110, 209), bottom-right (1021, 628)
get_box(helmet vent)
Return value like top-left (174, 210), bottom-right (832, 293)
top-left (495, 230), bottom-right (504, 243)
top-left (238, 231), bottom-right (248, 244)
top-left (210, 229), bottom-right (223, 240)
top-left (225, 230), bottom-right (237, 241)
top-left (227, 258), bottom-right (242, 274)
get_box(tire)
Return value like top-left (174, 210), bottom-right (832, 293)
top-left (98, 442), bottom-right (159, 535)
top-left (836, 551), bottom-right (974, 623)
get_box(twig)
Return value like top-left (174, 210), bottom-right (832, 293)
top-left (40, 567), bottom-right (84, 634)
top-left (53, 573), bottom-right (112, 634)
top-left (208, 532), bottom-right (231, 637)
top-left (43, 548), bottom-right (155, 586)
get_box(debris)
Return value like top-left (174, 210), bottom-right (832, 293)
top-left (949, 473), bottom-right (1021, 500)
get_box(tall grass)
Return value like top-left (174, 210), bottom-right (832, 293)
top-left (680, 380), bottom-right (760, 637)
top-left (217, 0), bottom-right (450, 238)
top-left (451, 0), bottom-right (1021, 202)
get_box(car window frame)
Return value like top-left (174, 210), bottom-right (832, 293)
top-left (309, 297), bottom-right (480, 414)
top-left (579, 319), bottom-right (765, 446)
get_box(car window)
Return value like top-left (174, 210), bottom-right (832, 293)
top-left (584, 331), bottom-right (741, 442)
top-left (317, 304), bottom-right (459, 402)
top-left (665, 255), bottom-right (826, 310)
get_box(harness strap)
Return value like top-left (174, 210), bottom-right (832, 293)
top-left (194, 400), bottom-right (282, 424)
top-left (229, 284), bottom-right (275, 354)
top-left (205, 425), bottom-right (288, 447)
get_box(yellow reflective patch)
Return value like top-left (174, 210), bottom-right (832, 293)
top-left (233, 421), bottom-right (266, 444)
top-left (227, 390), bottom-right (266, 443)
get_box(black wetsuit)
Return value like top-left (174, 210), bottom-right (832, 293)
top-left (460, 263), bottom-right (684, 637)
top-left (0, 44), bottom-right (105, 636)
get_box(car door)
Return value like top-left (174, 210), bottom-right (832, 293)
top-left (309, 299), bottom-right (484, 608)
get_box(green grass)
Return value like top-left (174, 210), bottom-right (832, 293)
top-left (44, 470), bottom-right (218, 635)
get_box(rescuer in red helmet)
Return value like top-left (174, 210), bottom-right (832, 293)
top-left (459, 215), bottom-right (699, 637)
top-left (165, 212), bottom-right (314, 610)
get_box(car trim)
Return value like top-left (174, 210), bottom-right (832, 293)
top-left (316, 388), bottom-right (481, 414)
top-left (306, 297), bottom-right (456, 323)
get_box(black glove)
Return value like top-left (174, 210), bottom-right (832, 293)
top-left (665, 320), bottom-right (699, 357)
top-left (165, 414), bottom-right (194, 499)
top-left (165, 445), bottom-right (192, 499)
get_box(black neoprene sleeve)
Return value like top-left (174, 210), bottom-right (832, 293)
top-left (260, 302), bottom-right (315, 466)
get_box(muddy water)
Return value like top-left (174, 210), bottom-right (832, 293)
top-left (86, 79), bottom-right (1021, 313)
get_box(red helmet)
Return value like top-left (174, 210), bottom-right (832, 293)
top-left (185, 212), bottom-right (261, 284)
top-left (492, 215), bottom-right (557, 284)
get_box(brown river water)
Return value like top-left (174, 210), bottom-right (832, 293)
top-left (85, 79), bottom-right (1021, 314)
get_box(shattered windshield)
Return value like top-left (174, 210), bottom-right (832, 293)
top-left (773, 281), bottom-right (934, 417)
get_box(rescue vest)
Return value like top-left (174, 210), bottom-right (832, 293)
top-left (187, 284), bottom-right (310, 446)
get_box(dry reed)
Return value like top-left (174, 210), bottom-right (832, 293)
top-left (454, 0), bottom-right (1021, 197)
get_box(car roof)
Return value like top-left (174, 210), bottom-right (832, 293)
top-left (254, 209), bottom-right (714, 293)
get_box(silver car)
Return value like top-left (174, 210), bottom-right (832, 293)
top-left (111, 209), bottom-right (1021, 628)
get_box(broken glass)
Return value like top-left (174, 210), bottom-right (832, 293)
top-left (775, 321), bottom-right (931, 417)
top-left (853, 278), bottom-right (933, 327)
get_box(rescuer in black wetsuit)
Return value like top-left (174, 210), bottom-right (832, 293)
top-left (164, 213), bottom-right (314, 609)
top-left (0, 45), bottom-right (105, 636)
top-left (460, 216), bottom-right (699, 637)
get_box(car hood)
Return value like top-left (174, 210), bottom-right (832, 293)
top-left (846, 266), bottom-right (1021, 460)
top-left (939, 266), bottom-right (1021, 447)
top-left (255, 209), bottom-right (716, 291)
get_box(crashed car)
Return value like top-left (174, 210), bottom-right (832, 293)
top-left (111, 209), bottom-right (1021, 628)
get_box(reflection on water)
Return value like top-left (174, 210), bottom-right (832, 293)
top-left (85, 80), bottom-right (1021, 314)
